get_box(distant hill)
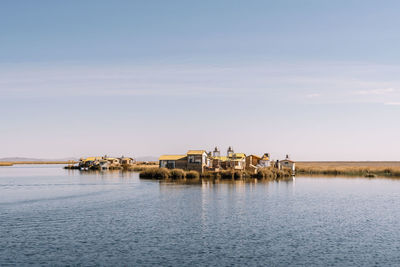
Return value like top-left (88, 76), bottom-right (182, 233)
top-left (0, 157), bottom-right (78, 162)
top-left (0, 156), bottom-right (157, 162)
top-left (136, 156), bottom-right (158, 162)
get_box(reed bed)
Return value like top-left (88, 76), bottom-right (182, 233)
top-left (257, 168), bottom-right (292, 179)
top-left (212, 168), bottom-right (291, 180)
top-left (296, 161), bottom-right (400, 177)
top-left (139, 168), bottom-right (200, 180)
top-left (139, 167), bottom-right (291, 181)
top-left (126, 164), bottom-right (160, 172)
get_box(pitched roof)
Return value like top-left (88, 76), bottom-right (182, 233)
top-left (233, 153), bottom-right (246, 158)
top-left (187, 150), bottom-right (206, 155)
top-left (212, 156), bottom-right (228, 161)
top-left (83, 157), bottom-right (102, 161)
top-left (159, 155), bottom-right (187, 161)
top-left (247, 154), bottom-right (261, 159)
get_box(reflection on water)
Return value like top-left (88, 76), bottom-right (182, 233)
top-left (2, 165), bottom-right (400, 266)
top-left (65, 169), bottom-right (137, 179)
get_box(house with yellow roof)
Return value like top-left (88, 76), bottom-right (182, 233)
top-left (158, 149), bottom-right (211, 173)
top-left (158, 147), bottom-right (293, 174)
top-left (78, 156), bottom-right (103, 169)
top-left (159, 155), bottom-right (188, 169)
top-left (227, 151), bottom-right (246, 170)
top-left (187, 150), bottom-right (210, 173)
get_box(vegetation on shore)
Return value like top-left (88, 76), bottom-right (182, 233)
top-left (139, 168), bottom-right (201, 180)
top-left (139, 167), bottom-right (291, 180)
top-left (125, 163), bottom-right (159, 172)
top-left (0, 161), bottom-right (77, 166)
top-left (296, 161), bottom-right (400, 178)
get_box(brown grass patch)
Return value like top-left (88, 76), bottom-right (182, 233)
top-left (126, 164), bottom-right (159, 172)
top-left (296, 161), bottom-right (400, 177)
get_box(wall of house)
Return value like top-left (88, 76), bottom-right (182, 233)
top-left (259, 160), bottom-right (270, 167)
top-left (187, 153), bottom-right (207, 173)
top-left (160, 160), bottom-right (174, 168)
top-left (159, 158), bottom-right (188, 169)
top-left (246, 156), bottom-right (260, 167)
top-left (187, 162), bottom-right (204, 173)
top-left (188, 155), bottom-right (203, 164)
top-left (281, 161), bottom-right (295, 171)
top-left (220, 161), bottom-right (228, 169)
top-left (234, 160), bottom-right (245, 170)
top-left (175, 158), bottom-right (188, 169)
top-left (212, 159), bottom-right (220, 169)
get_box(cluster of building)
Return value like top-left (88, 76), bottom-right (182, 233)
top-left (75, 156), bottom-right (135, 170)
top-left (159, 147), bottom-right (295, 174)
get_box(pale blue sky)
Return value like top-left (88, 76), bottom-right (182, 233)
top-left (1, 0), bottom-right (400, 160)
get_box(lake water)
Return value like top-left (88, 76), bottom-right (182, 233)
top-left (1, 165), bottom-right (400, 266)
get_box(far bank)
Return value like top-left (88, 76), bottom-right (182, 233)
top-left (297, 161), bottom-right (400, 178)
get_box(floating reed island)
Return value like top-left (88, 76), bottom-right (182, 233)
top-left (64, 156), bottom-right (157, 171)
top-left (142, 146), bottom-right (295, 180)
top-left (157, 147), bottom-right (295, 174)
top-left (139, 167), bottom-right (292, 181)
top-left (62, 148), bottom-right (400, 179)
top-left (66, 147), bottom-right (296, 181)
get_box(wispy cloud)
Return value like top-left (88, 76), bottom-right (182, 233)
top-left (353, 88), bottom-right (397, 95)
top-left (384, 102), bottom-right (400, 106)
top-left (2, 61), bottom-right (400, 106)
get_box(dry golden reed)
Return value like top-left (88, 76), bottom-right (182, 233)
top-left (296, 161), bottom-right (400, 177)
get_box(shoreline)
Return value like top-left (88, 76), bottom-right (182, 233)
top-left (3, 160), bottom-right (400, 178)
top-left (0, 161), bottom-right (77, 166)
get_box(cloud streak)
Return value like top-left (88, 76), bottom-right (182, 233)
top-left (1, 61), bottom-right (400, 106)
top-left (384, 102), bottom-right (400, 106)
top-left (353, 88), bottom-right (397, 95)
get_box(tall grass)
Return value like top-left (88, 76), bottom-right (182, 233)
top-left (296, 162), bottom-right (400, 177)
top-left (139, 167), bottom-right (170, 179)
top-left (185, 170), bottom-right (200, 179)
top-left (126, 164), bottom-right (159, 172)
top-left (257, 168), bottom-right (292, 179)
top-left (139, 167), bottom-right (292, 180)
top-left (170, 169), bottom-right (185, 179)
top-left (206, 168), bottom-right (291, 180)
top-left (139, 168), bottom-right (200, 180)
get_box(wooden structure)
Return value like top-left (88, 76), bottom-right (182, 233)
top-left (159, 155), bottom-right (188, 169)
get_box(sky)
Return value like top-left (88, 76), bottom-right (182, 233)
top-left (1, 0), bottom-right (400, 161)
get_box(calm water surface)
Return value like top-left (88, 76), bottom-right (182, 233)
top-left (1, 165), bottom-right (400, 266)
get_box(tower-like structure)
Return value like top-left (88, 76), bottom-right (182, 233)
top-left (213, 146), bottom-right (220, 157)
top-left (227, 146), bottom-right (234, 158)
